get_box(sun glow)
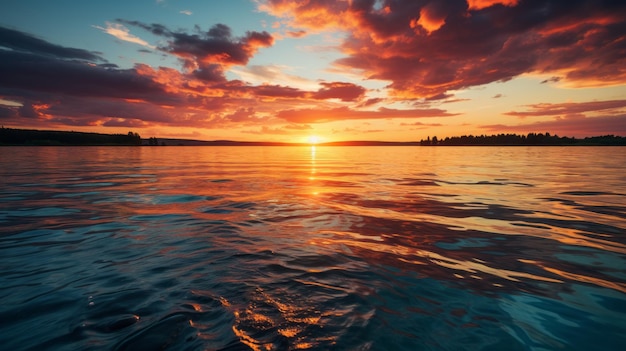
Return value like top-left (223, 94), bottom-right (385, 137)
top-left (307, 135), bottom-right (321, 144)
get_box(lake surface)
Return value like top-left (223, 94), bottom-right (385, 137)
top-left (1, 146), bottom-right (625, 350)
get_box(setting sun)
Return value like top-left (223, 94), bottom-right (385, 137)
top-left (307, 135), bottom-right (321, 144)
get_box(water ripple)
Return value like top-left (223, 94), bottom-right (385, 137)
top-left (1, 146), bottom-right (625, 350)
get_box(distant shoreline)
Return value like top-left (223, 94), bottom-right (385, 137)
top-left (1, 127), bottom-right (625, 146)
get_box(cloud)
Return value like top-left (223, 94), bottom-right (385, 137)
top-left (120, 21), bottom-right (274, 82)
top-left (1, 26), bottom-right (346, 132)
top-left (482, 114), bottom-right (626, 137)
top-left (286, 30), bottom-right (306, 38)
top-left (180, 10), bottom-right (193, 16)
top-left (251, 84), bottom-right (307, 99)
top-left (243, 125), bottom-right (302, 135)
top-left (0, 105), bottom-right (18, 119)
top-left (0, 26), bottom-right (102, 61)
top-left (122, 21), bottom-right (273, 65)
top-left (102, 117), bottom-right (149, 128)
top-left (505, 100), bottom-right (626, 118)
top-left (278, 106), bottom-right (458, 124)
top-left (0, 26), bottom-right (230, 129)
top-left (312, 82), bottom-right (366, 102)
top-left (356, 98), bottom-right (384, 108)
top-left (0, 50), bottom-right (169, 102)
top-left (487, 98), bottom-right (626, 137)
top-left (260, 0), bottom-right (626, 98)
top-left (467, 0), bottom-right (519, 11)
top-left (93, 22), bottom-right (154, 48)
top-left (540, 76), bottom-right (561, 84)
top-left (400, 121), bottom-right (443, 127)
top-left (230, 64), bottom-right (316, 88)
top-left (412, 2), bottom-right (448, 34)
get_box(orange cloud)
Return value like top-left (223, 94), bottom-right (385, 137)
top-left (260, 0), bottom-right (626, 99)
top-left (466, 0), bottom-right (519, 11)
top-left (258, 0), bottom-right (348, 32)
top-left (414, 3), bottom-right (447, 34)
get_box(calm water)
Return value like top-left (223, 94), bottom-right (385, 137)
top-left (1, 146), bottom-right (625, 350)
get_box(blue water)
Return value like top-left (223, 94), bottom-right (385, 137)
top-left (1, 146), bottom-right (625, 350)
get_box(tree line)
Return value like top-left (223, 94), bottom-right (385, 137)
top-left (420, 133), bottom-right (626, 146)
top-left (0, 127), bottom-right (142, 146)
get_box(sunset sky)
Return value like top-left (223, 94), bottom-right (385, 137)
top-left (1, 0), bottom-right (625, 142)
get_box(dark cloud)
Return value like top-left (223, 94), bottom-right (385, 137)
top-left (252, 84), bottom-right (307, 99)
top-left (117, 20), bottom-right (171, 37)
top-left (0, 26), bottom-right (103, 61)
top-left (121, 21), bottom-right (274, 81)
top-left (425, 93), bottom-right (455, 101)
top-left (193, 63), bottom-right (226, 82)
top-left (0, 50), bottom-right (170, 102)
top-left (540, 76), bottom-right (561, 84)
top-left (0, 105), bottom-right (17, 119)
top-left (312, 82), bottom-right (366, 102)
top-left (18, 103), bottom-right (41, 118)
top-left (357, 97), bottom-right (384, 107)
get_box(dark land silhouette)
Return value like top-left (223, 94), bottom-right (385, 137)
top-left (1, 127), bottom-right (141, 146)
top-left (1, 127), bottom-right (625, 146)
top-left (419, 133), bottom-right (626, 146)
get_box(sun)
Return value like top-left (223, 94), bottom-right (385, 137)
top-left (307, 135), bottom-right (321, 144)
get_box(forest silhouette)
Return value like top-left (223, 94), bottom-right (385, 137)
top-left (1, 127), bottom-right (625, 146)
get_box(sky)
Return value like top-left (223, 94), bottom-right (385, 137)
top-left (1, 0), bottom-right (625, 142)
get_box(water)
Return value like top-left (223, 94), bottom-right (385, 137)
top-left (1, 146), bottom-right (625, 350)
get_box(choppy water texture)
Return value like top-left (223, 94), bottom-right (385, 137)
top-left (1, 146), bottom-right (625, 350)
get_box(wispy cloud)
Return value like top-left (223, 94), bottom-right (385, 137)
top-left (278, 106), bottom-right (458, 124)
top-left (505, 100), bottom-right (626, 118)
top-left (180, 10), bottom-right (192, 16)
top-left (93, 22), bottom-right (154, 49)
top-left (230, 64), bottom-right (317, 89)
top-left (482, 114), bottom-right (626, 137)
top-left (0, 26), bottom-right (102, 61)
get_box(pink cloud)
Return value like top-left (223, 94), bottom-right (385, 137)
top-left (505, 100), bottom-right (626, 117)
top-left (482, 114), bottom-right (626, 137)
